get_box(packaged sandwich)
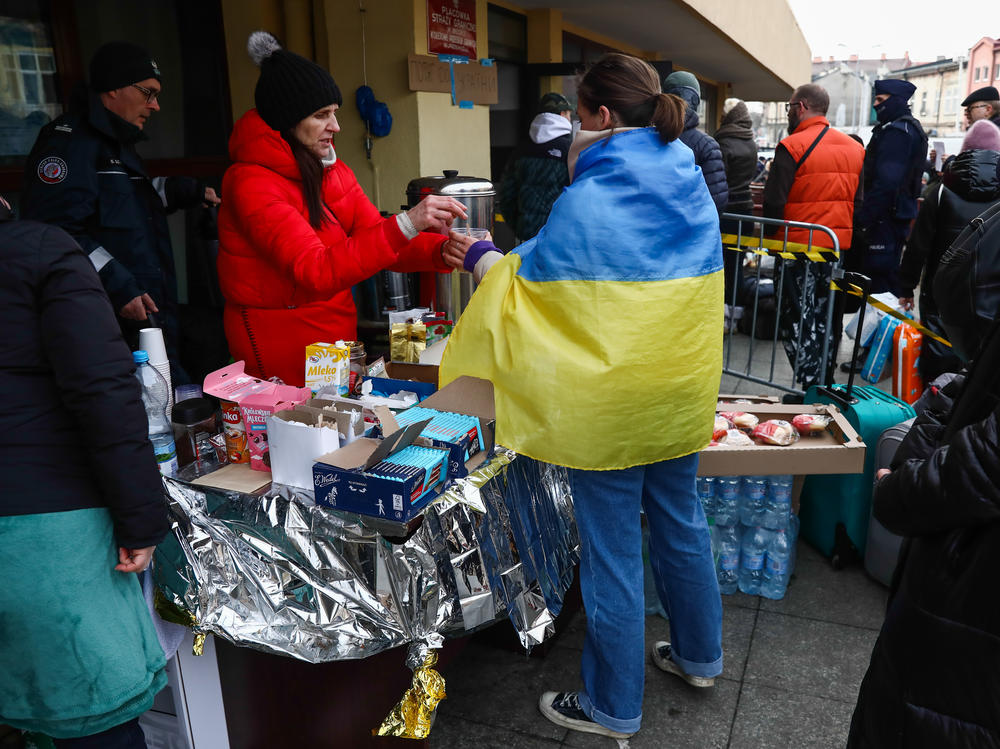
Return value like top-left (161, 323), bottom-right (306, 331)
top-left (719, 411), bottom-right (759, 431)
top-left (791, 413), bottom-right (832, 436)
top-left (752, 419), bottom-right (799, 446)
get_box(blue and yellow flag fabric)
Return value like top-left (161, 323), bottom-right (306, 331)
top-left (440, 127), bottom-right (723, 470)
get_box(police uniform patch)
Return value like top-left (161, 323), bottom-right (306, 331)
top-left (38, 156), bottom-right (68, 184)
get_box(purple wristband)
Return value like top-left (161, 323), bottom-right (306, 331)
top-left (463, 240), bottom-right (500, 273)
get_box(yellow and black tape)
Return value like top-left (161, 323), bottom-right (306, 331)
top-left (720, 233), bottom-right (840, 263)
top-left (830, 280), bottom-right (953, 348)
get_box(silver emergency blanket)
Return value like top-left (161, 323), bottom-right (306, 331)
top-left (153, 449), bottom-right (579, 663)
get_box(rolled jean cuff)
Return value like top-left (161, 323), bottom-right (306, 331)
top-left (463, 240), bottom-right (501, 272)
top-left (578, 690), bottom-right (641, 735)
top-left (672, 651), bottom-right (723, 679)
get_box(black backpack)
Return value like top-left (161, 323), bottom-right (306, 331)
top-left (933, 201), bottom-right (1000, 362)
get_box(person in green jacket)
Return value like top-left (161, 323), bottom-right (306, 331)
top-left (497, 93), bottom-right (573, 242)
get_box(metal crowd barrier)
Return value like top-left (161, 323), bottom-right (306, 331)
top-left (720, 213), bottom-right (841, 398)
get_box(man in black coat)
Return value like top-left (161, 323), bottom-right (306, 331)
top-left (961, 85), bottom-right (1000, 129)
top-left (854, 79), bottom-right (928, 296)
top-left (21, 41), bottom-right (218, 384)
top-left (662, 71), bottom-right (728, 215)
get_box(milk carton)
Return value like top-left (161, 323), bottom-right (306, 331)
top-left (305, 342), bottom-right (350, 395)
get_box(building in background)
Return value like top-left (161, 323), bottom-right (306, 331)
top-left (890, 57), bottom-right (963, 137)
top-left (967, 36), bottom-right (1000, 99)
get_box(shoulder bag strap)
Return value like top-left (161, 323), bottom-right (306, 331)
top-left (794, 126), bottom-right (830, 171)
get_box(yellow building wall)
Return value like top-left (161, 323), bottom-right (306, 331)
top-left (320, 0), bottom-right (422, 212)
top-left (221, 0), bottom-right (491, 212)
top-left (220, 0), bottom-right (284, 123)
top-left (412, 0), bottom-right (491, 184)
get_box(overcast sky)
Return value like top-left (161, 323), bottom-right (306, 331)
top-left (786, 0), bottom-right (995, 63)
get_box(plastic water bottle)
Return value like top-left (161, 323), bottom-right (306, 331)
top-left (696, 476), bottom-right (716, 520)
top-left (761, 527), bottom-right (792, 599)
top-left (763, 475), bottom-right (793, 529)
top-left (738, 525), bottom-right (770, 595)
top-left (740, 476), bottom-right (767, 526)
top-left (134, 350), bottom-right (178, 477)
top-left (715, 524), bottom-right (740, 595)
top-left (714, 476), bottom-right (741, 527)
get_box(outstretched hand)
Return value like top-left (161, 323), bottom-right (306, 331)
top-left (407, 195), bottom-right (468, 234)
top-left (116, 546), bottom-right (156, 573)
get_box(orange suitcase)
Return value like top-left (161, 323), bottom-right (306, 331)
top-left (892, 322), bottom-right (923, 404)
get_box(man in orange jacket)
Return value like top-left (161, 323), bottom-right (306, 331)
top-left (763, 83), bottom-right (864, 393)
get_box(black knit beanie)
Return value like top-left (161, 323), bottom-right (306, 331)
top-left (90, 42), bottom-right (160, 93)
top-left (248, 31), bottom-right (342, 132)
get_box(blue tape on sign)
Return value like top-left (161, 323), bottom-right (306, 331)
top-left (479, 58), bottom-right (494, 66)
top-left (459, 100), bottom-right (474, 109)
top-left (436, 54), bottom-right (470, 64)
top-left (449, 63), bottom-right (456, 105)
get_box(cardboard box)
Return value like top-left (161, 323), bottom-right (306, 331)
top-left (408, 376), bottom-right (495, 477)
top-left (697, 404), bottom-right (865, 477)
top-left (717, 394), bottom-right (780, 407)
top-left (294, 400), bottom-right (365, 441)
top-left (383, 361), bottom-right (439, 386)
top-left (267, 410), bottom-right (343, 489)
top-left (312, 421), bottom-right (450, 522)
top-left (238, 385), bottom-right (312, 471)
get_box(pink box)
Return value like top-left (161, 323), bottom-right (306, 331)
top-left (238, 385), bottom-right (312, 471)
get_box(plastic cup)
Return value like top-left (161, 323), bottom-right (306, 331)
top-left (138, 327), bottom-right (168, 365)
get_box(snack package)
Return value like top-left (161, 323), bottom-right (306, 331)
top-left (719, 411), bottom-right (759, 431)
top-left (791, 413), bottom-right (832, 436)
top-left (390, 322), bottom-right (427, 363)
top-left (752, 419), bottom-right (799, 446)
top-left (713, 415), bottom-right (731, 441)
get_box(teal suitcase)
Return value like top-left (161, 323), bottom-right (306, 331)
top-left (799, 270), bottom-right (915, 568)
top-left (800, 385), bottom-right (914, 566)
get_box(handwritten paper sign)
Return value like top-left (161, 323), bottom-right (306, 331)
top-left (427, 0), bottom-right (477, 59)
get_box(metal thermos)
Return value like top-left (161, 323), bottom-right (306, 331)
top-left (405, 170), bottom-right (495, 321)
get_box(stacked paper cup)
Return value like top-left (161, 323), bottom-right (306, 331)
top-left (139, 327), bottom-right (173, 411)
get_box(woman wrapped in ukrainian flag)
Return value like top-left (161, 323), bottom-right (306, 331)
top-left (441, 53), bottom-right (725, 741)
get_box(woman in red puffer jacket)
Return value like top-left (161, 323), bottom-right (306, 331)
top-left (218, 31), bottom-right (468, 386)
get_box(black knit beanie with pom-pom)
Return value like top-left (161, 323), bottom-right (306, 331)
top-left (248, 31), bottom-right (342, 132)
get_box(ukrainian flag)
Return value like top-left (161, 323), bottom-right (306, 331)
top-left (441, 127), bottom-right (723, 470)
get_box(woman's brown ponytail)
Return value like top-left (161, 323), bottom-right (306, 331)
top-left (577, 53), bottom-right (684, 143)
top-left (650, 92), bottom-right (685, 143)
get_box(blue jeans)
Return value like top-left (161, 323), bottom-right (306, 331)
top-left (568, 453), bottom-right (723, 734)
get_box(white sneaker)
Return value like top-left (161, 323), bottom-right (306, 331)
top-left (651, 642), bottom-right (715, 688)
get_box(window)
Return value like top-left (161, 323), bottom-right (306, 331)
top-left (943, 83), bottom-right (958, 118)
top-left (995, 63), bottom-right (1000, 81)
top-left (974, 66), bottom-right (980, 82)
top-left (920, 90), bottom-right (927, 116)
top-left (0, 10), bottom-right (62, 163)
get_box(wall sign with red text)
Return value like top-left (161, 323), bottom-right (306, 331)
top-left (427, 0), bottom-right (477, 59)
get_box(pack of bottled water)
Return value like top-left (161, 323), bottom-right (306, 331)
top-left (698, 475), bottom-right (798, 599)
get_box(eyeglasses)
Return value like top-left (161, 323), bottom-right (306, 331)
top-left (131, 83), bottom-right (160, 104)
top-left (965, 103), bottom-right (990, 113)
top-left (784, 101), bottom-right (803, 113)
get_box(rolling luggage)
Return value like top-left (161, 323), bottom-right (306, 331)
top-left (863, 419), bottom-right (914, 586)
top-left (800, 271), bottom-right (916, 568)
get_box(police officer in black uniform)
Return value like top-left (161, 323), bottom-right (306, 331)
top-left (21, 42), bottom-right (219, 384)
top-left (854, 78), bottom-right (928, 296)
